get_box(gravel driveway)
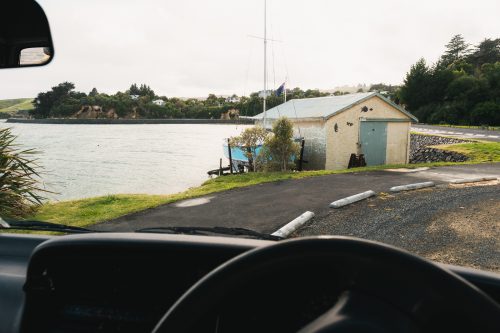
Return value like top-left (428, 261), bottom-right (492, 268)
top-left (294, 184), bottom-right (500, 273)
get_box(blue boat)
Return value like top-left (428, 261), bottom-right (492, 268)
top-left (223, 143), bottom-right (263, 171)
top-left (223, 139), bottom-right (302, 172)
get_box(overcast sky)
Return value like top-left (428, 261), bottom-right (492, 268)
top-left (1, 0), bottom-right (499, 99)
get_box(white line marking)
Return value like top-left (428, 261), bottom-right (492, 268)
top-left (488, 135), bottom-right (499, 138)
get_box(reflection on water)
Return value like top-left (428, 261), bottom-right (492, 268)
top-left (2, 122), bottom-right (249, 200)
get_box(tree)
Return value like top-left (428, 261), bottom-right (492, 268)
top-left (441, 34), bottom-right (471, 67)
top-left (468, 38), bottom-right (500, 68)
top-left (127, 84), bottom-right (155, 100)
top-left (205, 94), bottom-right (220, 107)
top-left (470, 101), bottom-right (500, 126)
top-left (89, 87), bottom-right (99, 97)
top-left (259, 117), bottom-right (300, 171)
top-left (398, 58), bottom-right (432, 111)
top-left (398, 34), bottom-right (499, 126)
top-left (111, 92), bottom-right (135, 117)
top-left (369, 83), bottom-right (400, 100)
top-left (32, 82), bottom-right (83, 118)
top-left (229, 126), bottom-right (269, 171)
top-left (481, 62), bottom-right (500, 98)
top-left (127, 83), bottom-right (140, 96)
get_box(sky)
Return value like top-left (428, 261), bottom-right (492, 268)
top-left (1, 0), bottom-right (499, 99)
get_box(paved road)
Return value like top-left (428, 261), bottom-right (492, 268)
top-left (93, 163), bottom-right (500, 233)
top-left (412, 124), bottom-right (500, 142)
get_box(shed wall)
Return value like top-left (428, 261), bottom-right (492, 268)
top-left (386, 122), bottom-right (410, 164)
top-left (325, 96), bottom-right (411, 169)
top-left (291, 119), bottom-right (326, 170)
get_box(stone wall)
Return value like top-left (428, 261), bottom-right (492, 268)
top-left (410, 134), bottom-right (470, 163)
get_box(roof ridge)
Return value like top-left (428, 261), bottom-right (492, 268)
top-left (253, 91), bottom-right (417, 122)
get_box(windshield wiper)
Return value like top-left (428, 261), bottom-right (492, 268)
top-left (0, 218), bottom-right (96, 234)
top-left (135, 226), bottom-right (282, 241)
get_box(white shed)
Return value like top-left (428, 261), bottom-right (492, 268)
top-left (253, 92), bottom-right (418, 170)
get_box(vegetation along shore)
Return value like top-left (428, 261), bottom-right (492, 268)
top-left (1, 35), bottom-right (499, 127)
top-left (17, 138), bottom-right (500, 231)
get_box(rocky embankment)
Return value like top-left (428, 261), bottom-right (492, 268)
top-left (410, 134), bottom-right (470, 163)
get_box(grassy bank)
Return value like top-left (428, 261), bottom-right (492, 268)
top-left (433, 141), bottom-right (500, 163)
top-left (8, 140), bottom-right (498, 231)
top-left (0, 98), bottom-right (34, 113)
top-left (31, 168), bottom-right (397, 228)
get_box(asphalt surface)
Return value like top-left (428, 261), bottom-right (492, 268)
top-left (412, 124), bottom-right (500, 142)
top-left (294, 184), bottom-right (500, 272)
top-left (93, 163), bottom-right (500, 234)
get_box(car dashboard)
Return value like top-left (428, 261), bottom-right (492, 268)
top-left (1, 233), bottom-right (500, 333)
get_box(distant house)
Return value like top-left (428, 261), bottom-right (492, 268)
top-left (226, 95), bottom-right (240, 103)
top-left (153, 99), bottom-right (165, 106)
top-left (253, 92), bottom-right (417, 170)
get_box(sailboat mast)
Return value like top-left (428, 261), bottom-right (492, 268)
top-left (263, 0), bottom-right (267, 127)
top-left (284, 79), bottom-right (287, 103)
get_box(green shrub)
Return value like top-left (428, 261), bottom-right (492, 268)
top-left (258, 117), bottom-right (300, 171)
top-left (0, 128), bottom-right (48, 218)
top-left (470, 101), bottom-right (500, 126)
top-left (230, 126), bottom-right (269, 171)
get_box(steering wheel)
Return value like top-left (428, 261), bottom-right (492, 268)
top-left (153, 237), bottom-right (500, 333)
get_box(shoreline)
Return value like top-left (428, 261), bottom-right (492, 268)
top-left (21, 162), bottom-right (499, 232)
top-left (5, 118), bottom-right (256, 125)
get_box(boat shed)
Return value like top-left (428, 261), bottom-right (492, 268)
top-left (252, 92), bottom-right (418, 170)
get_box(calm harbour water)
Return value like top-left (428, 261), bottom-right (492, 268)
top-left (1, 121), bottom-right (250, 200)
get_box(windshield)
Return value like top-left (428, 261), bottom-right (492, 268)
top-left (1, 0), bottom-right (499, 273)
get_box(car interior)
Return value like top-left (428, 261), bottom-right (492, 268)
top-left (1, 1), bottom-right (500, 333)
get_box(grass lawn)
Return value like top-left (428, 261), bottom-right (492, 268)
top-left (434, 141), bottom-right (500, 162)
top-left (3, 140), bottom-right (497, 232)
top-left (0, 98), bottom-right (34, 113)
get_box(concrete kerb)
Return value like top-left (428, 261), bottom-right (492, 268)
top-left (389, 181), bottom-right (435, 193)
top-left (329, 190), bottom-right (377, 209)
top-left (449, 176), bottom-right (498, 184)
top-left (271, 211), bottom-right (315, 238)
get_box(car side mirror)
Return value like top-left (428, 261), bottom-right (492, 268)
top-left (0, 1), bottom-right (54, 69)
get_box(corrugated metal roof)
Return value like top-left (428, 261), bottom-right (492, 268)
top-left (252, 92), bottom-right (418, 122)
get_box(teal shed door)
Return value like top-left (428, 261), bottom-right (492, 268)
top-left (360, 121), bottom-right (387, 166)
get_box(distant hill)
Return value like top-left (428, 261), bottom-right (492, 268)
top-left (0, 98), bottom-right (34, 113)
top-left (320, 84), bottom-right (371, 94)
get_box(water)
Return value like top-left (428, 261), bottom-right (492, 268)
top-left (1, 121), bottom-right (250, 200)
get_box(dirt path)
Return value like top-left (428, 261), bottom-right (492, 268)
top-left (294, 184), bottom-right (500, 273)
top-left (423, 198), bottom-right (499, 271)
